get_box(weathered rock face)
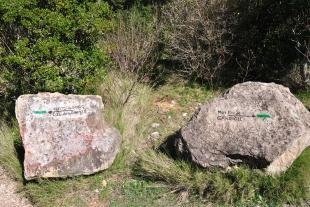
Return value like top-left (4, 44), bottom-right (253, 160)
top-left (179, 82), bottom-right (310, 174)
top-left (16, 93), bottom-right (121, 180)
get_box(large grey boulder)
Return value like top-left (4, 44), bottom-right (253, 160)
top-left (179, 82), bottom-right (310, 174)
top-left (16, 93), bottom-right (121, 180)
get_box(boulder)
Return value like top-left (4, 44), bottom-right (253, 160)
top-left (16, 93), bottom-right (121, 180)
top-left (179, 82), bottom-right (310, 174)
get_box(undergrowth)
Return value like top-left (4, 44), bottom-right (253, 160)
top-left (135, 148), bottom-right (310, 206)
top-left (296, 91), bottom-right (310, 109)
top-left (0, 122), bottom-right (23, 181)
top-left (0, 73), bottom-right (309, 206)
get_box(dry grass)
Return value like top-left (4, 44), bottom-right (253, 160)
top-left (0, 72), bottom-right (308, 206)
top-left (99, 71), bottom-right (156, 158)
top-left (135, 147), bottom-right (310, 206)
top-left (0, 122), bottom-right (23, 181)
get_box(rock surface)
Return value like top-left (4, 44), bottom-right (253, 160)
top-left (16, 93), bottom-right (121, 180)
top-left (179, 82), bottom-right (310, 173)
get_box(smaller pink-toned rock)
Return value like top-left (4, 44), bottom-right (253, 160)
top-left (16, 93), bottom-right (121, 180)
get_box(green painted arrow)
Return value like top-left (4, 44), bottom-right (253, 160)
top-left (256, 113), bottom-right (272, 119)
top-left (33, 110), bottom-right (48, 115)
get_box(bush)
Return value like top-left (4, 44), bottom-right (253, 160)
top-left (0, 0), bottom-right (113, 116)
top-left (101, 7), bottom-right (161, 82)
top-left (162, 0), bottom-right (309, 88)
top-left (163, 0), bottom-right (236, 88)
top-left (227, 0), bottom-right (310, 86)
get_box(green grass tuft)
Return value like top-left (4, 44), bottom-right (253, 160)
top-left (0, 122), bottom-right (23, 181)
top-left (295, 91), bottom-right (310, 109)
top-left (135, 147), bottom-right (310, 206)
top-left (99, 71), bottom-right (155, 156)
top-left (0, 76), bottom-right (309, 206)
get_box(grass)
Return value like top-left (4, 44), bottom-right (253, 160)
top-left (0, 122), bottom-right (23, 182)
top-left (135, 148), bottom-right (310, 206)
top-left (15, 71), bottom-right (162, 207)
top-left (106, 179), bottom-right (180, 207)
top-left (0, 73), bottom-right (309, 206)
top-left (295, 91), bottom-right (310, 109)
top-left (99, 71), bottom-right (156, 156)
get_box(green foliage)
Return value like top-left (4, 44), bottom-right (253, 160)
top-left (107, 0), bottom-right (163, 10)
top-left (24, 175), bottom-right (105, 207)
top-left (295, 91), bottom-right (310, 109)
top-left (101, 5), bottom-right (161, 82)
top-left (0, 0), bottom-right (113, 115)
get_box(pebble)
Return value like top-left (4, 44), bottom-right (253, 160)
top-left (151, 123), bottom-right (160, 128)
top-left (150, 132), bottom-right (160, 140)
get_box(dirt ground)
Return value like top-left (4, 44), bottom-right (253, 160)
top-left (0, 166), bottom-right (32, 207)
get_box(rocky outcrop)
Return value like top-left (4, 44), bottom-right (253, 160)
top-left (179, 82), bottom-right (310, 174)
top-left (16, 93), bottom-right (121, 180)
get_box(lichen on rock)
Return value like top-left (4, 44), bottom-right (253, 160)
top-left (179, 82), bottom-right (310, 174)
top-left (16, 93), bottom-right (121, 180)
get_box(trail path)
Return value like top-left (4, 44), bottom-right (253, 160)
top-left (0, 166), bottom-right (33, 207)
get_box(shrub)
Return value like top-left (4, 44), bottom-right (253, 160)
top-left (226, 0), bottom-right (310, 86)
top-left (101, 7), bottom-right (161, 82)
top-left (0, 0), bottom-right (113, 116)
top-left (162, 0), bottom-right (309, 88)
top-left (163, 0), bottom-right (236, 88)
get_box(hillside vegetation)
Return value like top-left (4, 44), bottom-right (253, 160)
top-left (0, 0), bottom-right (309, 206)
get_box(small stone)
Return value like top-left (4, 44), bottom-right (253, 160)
top-left (151, 123), bottom-right (160, 128)
top-left (168, 115), bottom-right (172, 119)
top-left (195, 103), bottom-right (202, 110)
top-left (177, 190), bottom-right (189, 203)
top-left (102, 180), bottom-right (107, 188)
top-left (94, 189), bottom-right (100, 193)
top-left (182, 113), bottom-right (188, 117)
top-left (150, 132), bottom-right (160, 140)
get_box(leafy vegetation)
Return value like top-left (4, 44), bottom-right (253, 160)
top-left (0, 0), bottom-right (309, 206)
top-left (0, 0), bottom-right (113, 116)
top-left (101, 6), bottom-right (161, 82)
